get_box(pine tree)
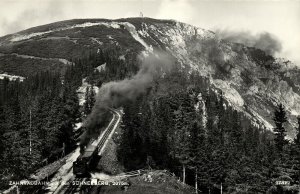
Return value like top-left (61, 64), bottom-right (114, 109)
top-left (188, 120), bottom-right (206, 192)
top-left (273, 103), bottom-right (287, 152)
top-left (0, 104), bottom-right (6, 177)
top-left (217, 93), bottom-right (226, 145)
top-left (295, 117), bottom-right (300, 146)
top-left (90, 84), bottom-right (96, 110)
top-left (230, 110), bottom-right (243, 153)
top-left (172, 107), bottom-right (190, 184)
top-left (177, 92), bottom-right (197, 184)
top-left (293, 117), bottom-right (300, 190)
top-left (84, 85), bottom-right (96, 115)
top-left (84, 86), bottom-right (91, 115)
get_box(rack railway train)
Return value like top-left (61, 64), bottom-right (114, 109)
top-left (73, 109), bottom-right (119, 177)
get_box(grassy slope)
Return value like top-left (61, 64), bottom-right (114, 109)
top-left (0, 19), bottom-right (144, 77)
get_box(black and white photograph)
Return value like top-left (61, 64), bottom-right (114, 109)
top-left (0, 0), bottom-right (300, 193)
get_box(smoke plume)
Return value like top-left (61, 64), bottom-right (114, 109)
top-left (216, 30), bottom-right (282, 56)
top-left (80, 51), bottom-right (174, 146)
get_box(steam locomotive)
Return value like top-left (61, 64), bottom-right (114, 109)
top-left (73, 143), bottom-right (101, 177)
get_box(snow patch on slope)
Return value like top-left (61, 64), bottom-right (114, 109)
top-left (58, 58), bottom-right (73, 65)
top-left (0, 73), bottom-right (25, 81)
top-left (95, 63), bottom-right (106, 72)
top-left (118, 55), bottom-right (125, 61)
top-left (91, 37), bottom-right (103, 45)
top-left (195, 93), bottom-right (207, 128)
top-left (11, 31), bottom-right (52, 42)
top-left (77, 78), bottom-right (99, 106)
top-left (74, 122), bottom-right (82, 131)
top-left (107, 35), bottom-right (114, 40)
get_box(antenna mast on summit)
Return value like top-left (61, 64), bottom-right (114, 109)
top-left (140, 11), bottom-right (145, 31)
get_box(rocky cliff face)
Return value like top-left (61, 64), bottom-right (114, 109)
top-left (0, 17), bottom-right (299, 137)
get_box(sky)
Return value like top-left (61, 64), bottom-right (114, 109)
top-left (0, 0), bottom-right (299, 64)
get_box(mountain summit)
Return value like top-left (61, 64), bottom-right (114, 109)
top-left (0, 17), bottom-right (299, 137)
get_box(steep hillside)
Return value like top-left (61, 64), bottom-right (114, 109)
top-left (0, 17), bottom-right (299, 137)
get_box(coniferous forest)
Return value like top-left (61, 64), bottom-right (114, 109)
top-left (0, 49), bottom-right (300, 193)
top-left (117, 69), bottom-right (300, 193)
top-left (0, 48), bottom-right (139, 190)
top-left (0, 68), bottom-right (80, 188)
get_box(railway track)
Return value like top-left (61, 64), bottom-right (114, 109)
top-left (96, 109), bottom-right (120, 155)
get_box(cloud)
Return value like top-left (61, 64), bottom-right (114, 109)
top-left (216, 30), bottom-right (282, 56)
top-left (156, 0), bottom-right (195, 23)
top-left (0, 0), bottom-right (66, 35)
